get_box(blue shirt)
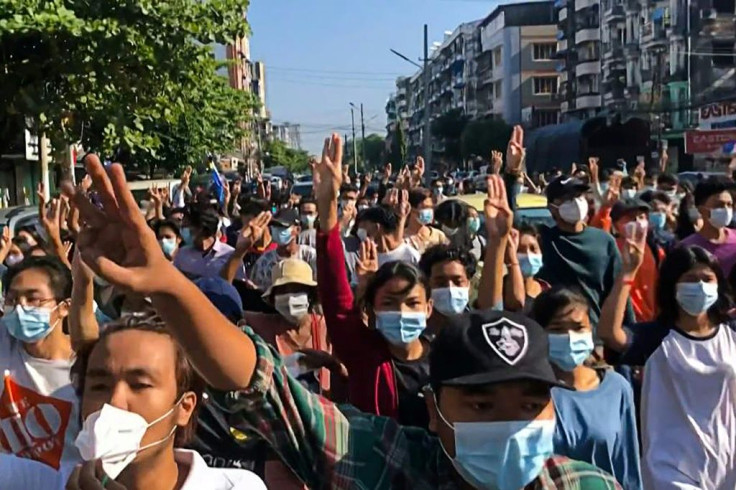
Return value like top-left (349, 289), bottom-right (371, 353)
top-left (552, 370), bottom-right (643, 490)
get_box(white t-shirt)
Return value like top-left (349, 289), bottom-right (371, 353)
top-left (640, 324), bottom-right (736, 490)
top-left (377, 242), bottom-right (421, 267)
top-left (0, 327), bottom-right (81, 472)
top-left (176, 449), bottom-right (266, 489)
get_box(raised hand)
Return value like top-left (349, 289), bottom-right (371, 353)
top-left (383, 163), bottom-right (392, 183)
top-left (149, 186), bottom-right (163, 207)
top-left (506, 125), bottom-right (525, 174)
top-left (622, 221), bottom-right (647, 276)
top-left (38, 183), bottom-right (63, 243)
top-left (236, 211), bottom-right (271, 252)
top-left (61, 154), bottom-right (172, 295)
top-left (588, 157), bottom-right (600, 183)
top-left (484, 175), bottom-right (513, 238)
top-left (660, 148), bottom-right (669, 173)
top-left (0, 226), bottom-right (12, 263)
top-left (356, 238), bottom-right (378, 279)
top-left (603, 185), bottom-right (620, 207)
top-left (79, 174), bottom-right (93, 194)
top-left (491, 150), bottom-right (503, 175)
top-left (414, 156), bottom-right (425, 182)
top-left (314, 133), bottom-right (343, 203)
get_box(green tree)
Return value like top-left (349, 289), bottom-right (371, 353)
top-left (357, 133), bottom-right (385, 170)
top-left (390, 124), bottom-right (407, 167)
top-left (431, 109), bottom-right (469, 162)
top-left (460, 119), bottom-right (513, 161)
top-left (0, 0), bottom-right (254, 172)
top-left (263, 139), bottom-right (310, 174)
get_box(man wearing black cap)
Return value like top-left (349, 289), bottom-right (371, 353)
top-left (249, 207), bottom-right (317, 291)
top-left (536, 176), bottom-right (633, 330)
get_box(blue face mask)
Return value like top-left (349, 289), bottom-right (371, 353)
top-left (418, 209), bottom-right (434, 225)
top-left (467, 217), bottom-right (481, 235)
top-left (518, 253), bottom-right (543, 278)
top-left (2, 305), bottom-right (60, 343)
top-left (159, 238), bottom-right (177, 257)
top-left (300, 214), bottom-right (317, 229)
top-left (548, 331), bottom-right (594, 371)
top-left (676, 281), bottom-right (719, 316)
top-left (437, 403), bottom-right (555, 490)
top-left (431, 286), bottom-right (469, 316)
top-left (649, 211), bottom-right (666, 231)
top-left (180, 228), bottom-right (193, 246)
top-left (375, 311), bottom-right (426, 345)
top-left (271, 226), bottom-right (294, 246)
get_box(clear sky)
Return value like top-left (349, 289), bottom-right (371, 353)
top-left (248, 0), bottom-right (498, 155)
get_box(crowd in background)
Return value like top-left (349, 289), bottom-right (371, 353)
top-left (0, 127), bottom-right (734, 490)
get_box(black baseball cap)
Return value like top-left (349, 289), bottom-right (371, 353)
top-left (545, 176), bottom-right (590, 202)
top-left (610, 198), bottom-right (650, 222)
top-left (429, 310), bottom-right (571, 390)
top-left (270, 208), bottom-right (300, 228)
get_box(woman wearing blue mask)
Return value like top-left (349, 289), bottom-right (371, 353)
top-left (600, 242), bottom-right (736, 490)
top-left (154, 220), bottom-right (182, 261)
top-left (505, 223), bottom-right (545, 312)
top-left (404, 188), bottom-right (448, 254)
top-left (435, 200), bottom-right (485, 261)
top-left (531, 287), bottom-right (642, 490)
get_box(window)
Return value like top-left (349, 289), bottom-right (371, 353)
top-left (534, 110), bottom-right (560, 127)
top-left (494, 80), bottom-right (503, 99)
top-left (533, 43), bottom-right (557, 60)
top-left (493, 48), bottom-right (503, 68)
top-left (533, 77), bottom-right (558, 95)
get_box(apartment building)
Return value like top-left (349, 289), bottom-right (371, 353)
top-left (272, 123), bottom-right (302, 150)
top-left (476, 1), bottom-right (561, 127)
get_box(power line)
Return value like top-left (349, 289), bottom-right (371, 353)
top-left (267, 66), bottom-right (404, 77)
top-left (268, 78), bottom-right (392, 90)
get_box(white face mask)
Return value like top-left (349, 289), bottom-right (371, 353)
top-left (708, 207), bottom-right (733, 229)
top-left (74, 399), bottom-right (182, 480)
top-left (556, 197), bottom-right (588, 225)
top-left (274, 293), bottom-right (310, 324)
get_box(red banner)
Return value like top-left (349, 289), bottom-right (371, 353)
top-left (685, 129), bottom-right (736, 154)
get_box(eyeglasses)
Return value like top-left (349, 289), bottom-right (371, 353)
top-left (3, 296), bottom-right (57, 309)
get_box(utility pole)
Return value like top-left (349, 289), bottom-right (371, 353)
top-left (350, 106), bottom-right (358, 175)
top-left (423, 24), bottom-right (432, 185)
top-left (360, 103), bottom-right (366, 170)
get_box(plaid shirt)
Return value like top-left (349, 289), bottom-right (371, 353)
top-left (224, 330), bottom-right (622, 490)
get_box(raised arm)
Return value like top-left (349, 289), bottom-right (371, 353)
top-left (599, 223), bottom-right (646, 352)
top-left (477, 175), bottom-right (513, 310)
top-left (502, 229), bottom-right (526, 312)
top-left (38, 184), bottom-right (71, 268)
top-left (68, 250), bottom-right (100, 351)
top-left (65, 154), bottom-right (256, 391)
top-left (219, 211), bottom-right (270, 283)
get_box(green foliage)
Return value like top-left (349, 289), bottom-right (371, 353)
top-left (390, 124), bottom-right (407, 166)
top-left (357, 133), bottom-right (385, 170)
top-left (431, 109), bottom-right (469, 162)
top-left (263, 139), bottom-right (310, 174)
top-left (0, 0), bottom-right (255, 172)
top-left (460, 119), bottom-right (513, 160)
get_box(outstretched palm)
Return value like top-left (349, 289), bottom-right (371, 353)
top-left (484, 175), bottom-right (513, 238)
top-left (313, 133), bottom-right (343, 203)
top-left (62, 154), bottom-right (171, 295)
top-left (506, 125), bottom-right (525, 174)
top-left (237, 211), bottom-right (271, 251)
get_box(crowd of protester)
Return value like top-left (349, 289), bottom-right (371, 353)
top-left (0, 127), bottom-right (734, 490)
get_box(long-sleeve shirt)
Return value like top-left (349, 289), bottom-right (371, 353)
top-left (552, 370), bottom-right (643, 490)
top-left (316, 225), bottom-right (399, 418)
top-left (223, 329), bottom-right (622, 490)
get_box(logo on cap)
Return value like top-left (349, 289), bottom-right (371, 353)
top-left (481, 318), bottom-right (529, 365)
top-left (560, 178), bottom-right (572, 185)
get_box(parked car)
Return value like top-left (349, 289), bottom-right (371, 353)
top-left (290, 182), bottom-right (314, 198)
top-left (453, 192), bottom-right (554, 228)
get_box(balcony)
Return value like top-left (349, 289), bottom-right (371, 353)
top-left (625, 0), bottom-right (641, 12)
top-left (557, 30), bottom-right (567, 40)
top-left (602, 43), bottom-right (625, 60)
top-left (641, 22), bottom-right (668, 50)
top-left (478, 68), bottom-right (494, 86)
top-left (559, 8), bottom-right (568, 22)
top-left (576, 93), bottom-right (602, 109)
top-left (576, 60), bottom-right (601, 76)
top-left (624, 41), bottom-right (641, 56)
top-left (561, 101), bottom-right (571, 112)
top-left (699, 10), bottom-right (736, 40)
top-left (576, 28), bottom-right (600, 44)
top-left (575, 0), bottom-right (597, 11)
top-left (604, 4), bottom-right (625, 22)
top-left (557, 39), bottom-right (568, 53)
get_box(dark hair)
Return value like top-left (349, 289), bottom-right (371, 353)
top-left (71, 315), bottom-right (205, 446)
top-left (3, 256), bottom-right (72, 301)
top-left (675, 192), bottom-right (697, 240)
top-left (299, 197), bottom-right (317, 210)
top-left (356, 205), bottom-right (399, 232)
top-left (339, 184), bottom-right (358, 196)
top-left (408, 188), bottom-right (433, 208)
top-left (187, 207), bottom-right (220, 237)
top-left (153, 219), bottom-right (181, 238)
top-left (362, 261), bottom-right (430, 310)
top-left (518, 222), bottom-right (540, 239)
top-left (656, 173), bottom-right (678, 187)
top-left (11, 236), bottom-right (34, 256)
top-left (238, 196), bottom-right (270, 217)
top-left (645, 191), bottom-right (672, 206)
top-left (419, 244), bottom-right (477, 280)
top-left (434, 199), bottom-right (468, 227)
top-left (529, 286), bottom-right (589, 328)
top-left (17, 225), bottom-right (45, 247)
top-left (621, 176), bottom-right (638, 189)
top-left (657, 246), bottom-right (733, 326)
top-left (693, 176), bottom-right (734, 207)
